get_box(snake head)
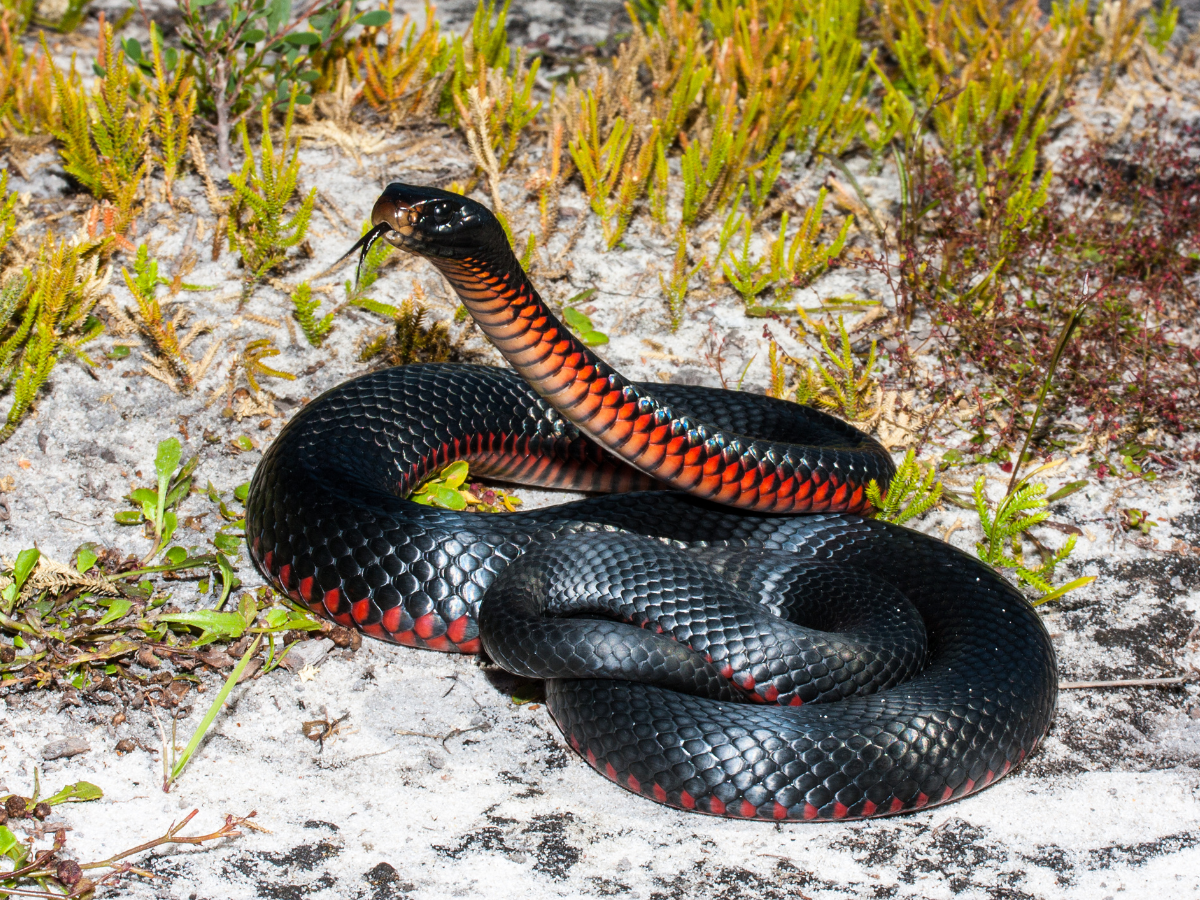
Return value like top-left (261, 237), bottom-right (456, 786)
top-left (366, 183), bottom-right (503, 263)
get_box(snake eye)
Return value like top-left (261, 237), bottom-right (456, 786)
top-left (426, 201), bottom-right (454, 227)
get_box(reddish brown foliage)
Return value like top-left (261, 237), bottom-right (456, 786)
top-left (887, 112), bottom-right (1200, 441)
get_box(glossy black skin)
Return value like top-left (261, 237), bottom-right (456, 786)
top-left (246, 364), bottom-right (1058, 821)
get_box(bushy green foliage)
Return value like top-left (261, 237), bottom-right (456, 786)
top-left (291, 283), bottom-right (334, 346)
top-left (793, 315), bottom-right (880, 422)
top-left (226, 91), bottom-right (317, 283)
top-left (178, 0), bottom-right (377, 169)
top-left (866, 450), bottom-right (943, 525)
top-left (973, 474), bottom-right (1094, 604)
top-left (48, 23), bottom-right (150, 234)
top-left (0, 232), bottom-right (105, 444)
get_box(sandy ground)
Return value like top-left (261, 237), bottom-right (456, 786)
top-left (2, 2), bottom-right (1200, 898)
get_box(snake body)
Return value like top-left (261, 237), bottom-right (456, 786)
top-left (246, 184), bottom-right (1057, 820)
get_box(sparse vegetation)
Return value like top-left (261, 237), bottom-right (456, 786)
top-left (226, 90), bottom-right (317, 285)
top-left (0, 5), bottom-right (1193, 864)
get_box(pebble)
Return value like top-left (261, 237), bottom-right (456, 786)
top-left (42, 737), bottom-right (90, 760)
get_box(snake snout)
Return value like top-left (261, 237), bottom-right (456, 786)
top-left (371, 194), bottom-right (418, 240)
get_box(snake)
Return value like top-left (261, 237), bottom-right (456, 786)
top-left (245, 183), bottom-right (1057, 821)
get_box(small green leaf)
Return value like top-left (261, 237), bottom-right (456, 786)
top-left (213, 532), bottom-right (242, 555)
top-left (241, 27), bottom-right (266, 43)
top-left (75, 544), bottom-right (99, 574)
top-left (95, 599), bottom-right (133, 628)
top-left (161, 510), bottom-right (178, 546)
top-left (1046, 480), bottom-right (1088, 503)
top-left (0, 824), bottom-right (27, 865)
top-left (233, 435), bottom-right (254, 451)
top-left (1033, 575), bottom-right (1097, 606)
top-left (43, 781), bottom-right (103, 805)
top-left (105, 345), bottom-right (131, 359)
top-left (234, 482), bottom-right (251, 502)
top-left (441, 460), bottom-right (469, 490)
top-left (165, 546), bottom-right (188, 566)
top-left (357, 9), bottom-right (391, 26)
top-left (263, 606), bottom-right (322, 632)
top-left (562, 307), bottom-right (592, 331)
top-left (155, 438), bottom-right (182, 482)
top-left (122, 38), bottom-right (143, 61)
top-left (564, 288), bottom-right (597, 306)
top-left (158, 609), bottom-right (248, 645)
top-left (12, 547), bottom-right (40, 590)
top-left (580, 330), bottom-right (609, 346)
top-left (284, 31), bottom-right (321, 45)
top-left (115, 510), bottom-right (143, 525)
top-left (129, 487), bottom-right (159, 505)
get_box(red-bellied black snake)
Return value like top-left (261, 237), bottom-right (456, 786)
top-left (246, 183), bottom-right (1057, 820)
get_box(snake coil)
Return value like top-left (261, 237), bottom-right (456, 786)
top-left (246, 184), bottom-right (1056, 821)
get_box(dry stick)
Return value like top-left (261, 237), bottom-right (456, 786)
top-left (10, 811), bottom-right (255, 895)
top-left (1060, 674), bottom-right (1196, 690)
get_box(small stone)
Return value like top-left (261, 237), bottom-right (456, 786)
top-left (33, 801), bottom-right (51, 820)
top-left (1188, 706), bottom-right (1200, 719)
top-left (5, 794), bottom-right (28, 818)
top-left (42, 737), bottom-right (90, 760)
top-left (0, 646), bottom-right (14, 663)
top-left (115, 739), bottom-right (136, 754)
top-left (329, 626), bottom-right (354, 648)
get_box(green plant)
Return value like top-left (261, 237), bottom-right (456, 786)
top-left (360, 293), bottom-right (457, 366)
top-left (865, 450), bottom-right (943, 524)
top-left (0, 17), bottom-right (58, 137)
top-left (659, 226), bottom-right (704, 330)
top-left (1147, 0), bottom-right (1179, 52)
top-left (122, 244), bottom-right (212, 392)
top-left (226, 91), bottom-right (317, 284)
top-left (722, 217), bottom-right (773, 306)
top-left (359, 0), bottom-right (451, 125)
top-left (178, 0), bottom-right (378, 169)
top-left (290, 282), bottom-right (334, 346)
top-left (768, 191), bottom-right (851, 295)
top-left (410, 460), bottom-right (521, 512)
top-left (156, 632), bottom-right (260, 791)
top-left (561, 289), bottom-right (608, 346)
top-left (792, 315), bottom-right (881, 422)
top-left (138, 23), bottom-right (198, 205)
top-left (0, 233), bottom-right (106, 445)
top-left (239, 338), bottom-right (295, 394)
top-left (48, 22), bottom-right (150, 235)
top-left (0, 546), bottom-right (38, 616)
top-left (115, 438), bottom-right (199, 564)
top-left (973, 471), bottom-right (1094, 605)
top-left (568, 92), bottom-right (658, 249)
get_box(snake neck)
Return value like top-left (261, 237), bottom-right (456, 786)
top-left (429, 248), bottom-right (887, 515)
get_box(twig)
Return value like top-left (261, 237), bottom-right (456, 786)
top-left (1059, 674), bottom-right (1195, 689)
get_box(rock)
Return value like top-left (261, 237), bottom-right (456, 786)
top-left (42, 737), bottom-right (90, 760)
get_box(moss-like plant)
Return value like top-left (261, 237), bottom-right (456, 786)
top-left (226, 91), bottom-right (317, 284)
top-left (0, 232), bottom-right (106, 444)
top-left (143, 23), bottom-right (197, 205)
top-left (973, 473), bottom-right (1094, 605)
top-left (792, 316), bottom-right (880, 423)
top-left (48, 22), bottom-right (150, 235)
top-left (359, 0), bottom-right (450, 125)
top-left (290, 282), bottom-right (334, 347)
top-left (866, 450), bottom-right (943, 525)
